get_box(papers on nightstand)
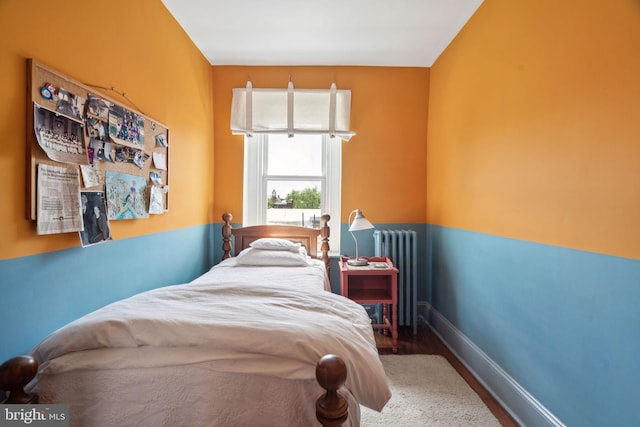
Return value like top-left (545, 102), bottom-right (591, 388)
top-left (370, 262), bottom-right (390, 269)
top-left (345, 262), bottom-right (390, 270)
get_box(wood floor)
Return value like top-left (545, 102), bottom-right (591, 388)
top-left (374, 325), bottom-right (520, 427)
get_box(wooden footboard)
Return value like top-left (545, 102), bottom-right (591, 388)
top-left (0, 355), bottom-right (39, 404)
top-left (315, 354), bottom-right (349, 426)
top-left (2, 354), bottom-right (348, 426)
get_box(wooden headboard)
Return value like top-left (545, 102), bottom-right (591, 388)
top-left (221, 212), bottom-right (331, 271)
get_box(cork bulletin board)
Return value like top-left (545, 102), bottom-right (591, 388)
top-left (26, 59), bottom-right (169, 222)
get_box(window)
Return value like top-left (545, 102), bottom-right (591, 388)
top-left (233, 80), bottom-right (354, 255)
top-left (243, 133), bottom-right (341, 253)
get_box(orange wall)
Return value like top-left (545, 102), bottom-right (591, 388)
top-left (0, 0), bottom-right (214, 260)
top-left (213, 66), bottom-right (429, 225)
top-left (427, 0), bottom-right (640, 259)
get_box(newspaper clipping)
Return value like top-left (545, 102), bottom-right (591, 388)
top-left (37, 164), bottom-right (83, 235)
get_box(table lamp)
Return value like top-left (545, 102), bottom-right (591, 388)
top-left (347, 209), bottom-right (374, 266)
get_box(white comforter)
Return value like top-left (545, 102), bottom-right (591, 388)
top-left (31, 259), bottom-right (391, 414)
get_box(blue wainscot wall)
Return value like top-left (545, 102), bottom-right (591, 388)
top-left (0, 224), bottom-right (215, 362)
top-left (427, 224), bottom-right (640, 427)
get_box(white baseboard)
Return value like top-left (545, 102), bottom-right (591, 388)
top-left (425, 303), bottom-right (565, 427)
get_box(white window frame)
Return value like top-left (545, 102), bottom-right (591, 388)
top-left (243, 134), bottom-right (341, 253)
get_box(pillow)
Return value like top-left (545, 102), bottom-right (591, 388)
top-left (235, 247), bottom-right (310, 266)
top-left (249, 238), bottom-right (301, 252)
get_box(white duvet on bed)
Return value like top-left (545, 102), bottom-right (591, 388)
top-left (31, 258), bottom-right (390, 426)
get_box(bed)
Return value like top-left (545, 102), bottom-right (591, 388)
top-left (1, 212), bottom-right (391, 426)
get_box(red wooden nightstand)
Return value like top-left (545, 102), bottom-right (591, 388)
top-left (339, 257), bottom-right (398, 353)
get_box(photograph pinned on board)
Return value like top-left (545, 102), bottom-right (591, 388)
top-left (86, 117), bottom-right (109, 141)
top-left (108, 104), bottom-right (145, 147)
top-left (115, 145), bottom-right (150, 169)
top-left (86, 93), bottom-right (110, 120)
top-left (86, 144), bottom-right (95, 165)
top-left (155, 133), bottom-right (168, 147)
top-left (34, 104), bottom-right (88, 165)
top-left (133, 151), bottom-right (150, 168)
top-left (79, 191), bottom-right (112, 247)
top-left (56, 87), bottom-right (84, 119)
top-left (149, 170), bottom-right (162, 185)
top-left (90, 139), bottom-right (115, 163)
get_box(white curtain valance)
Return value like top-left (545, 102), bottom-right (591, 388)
top-left (230, 81), bottom-right (355, 141)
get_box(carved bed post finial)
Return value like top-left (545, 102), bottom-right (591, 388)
top-left (320, 213), bottom-right (331, 274)
top-left (315, 354), bottom-right (348, 427)
top-left (0, 355), bottom-right (39, 404)
top-left (222, 212), bottom-right (233, 260)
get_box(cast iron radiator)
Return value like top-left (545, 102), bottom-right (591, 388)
top-left (374, 230), bottom-right (418, 334)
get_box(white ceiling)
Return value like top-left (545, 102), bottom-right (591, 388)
top-left (160, 0), bottom-right (483, 67)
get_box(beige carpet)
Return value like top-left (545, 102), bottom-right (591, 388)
top-left (360, 355), bottom-right (502, 427)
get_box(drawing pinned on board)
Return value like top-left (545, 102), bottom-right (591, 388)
top-left (105, 171), bottom-right (149, 220)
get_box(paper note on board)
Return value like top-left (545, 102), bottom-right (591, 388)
top-left (149, 185), bottom-right (165, 214)
top-left (152, 152), bottom-right (167, 170)
top-left (80, 164), bottom-right (103, 188)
